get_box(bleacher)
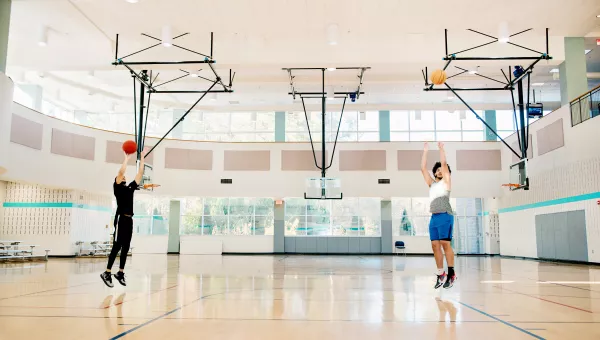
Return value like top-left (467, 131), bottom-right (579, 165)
top-left (0, 241), bottom-right (50, 261)
top-left (75, 240), bottom-right (133, 257)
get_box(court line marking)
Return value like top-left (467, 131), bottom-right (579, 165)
top-left (106, 284), bottom-right (178, 309)
top-left (108, 290), bottom-right (242, 340)
top-left (494, 286), bottom-right (593, 313)
top-left (0, 282), bottom-right (96, 301)
top-left (457, 301), bottom-right (545, 340)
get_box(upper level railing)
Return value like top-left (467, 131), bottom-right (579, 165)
top-left (570, 84), bottom-right (600, 126)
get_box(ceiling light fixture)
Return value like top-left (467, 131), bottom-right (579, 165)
top-left (414, 110), bottom-right (422, 120)
top-left (326, 86), bottom-right (334, 100)
top-left (585, 49), bottom-right (592, 55)
top-left (190, 73), bottom-right (198, 78)
top-left (327, 23), bottom-right (339, 45)
top-left (532, 82), bottom-right (544, 86)
top-left (549, 68), bottom-right (559, 73)
top-left (126, 0), bottom-right (139, 3)
top-left (37, 25), bottom-right (48, 47)
top-left (162, 25), bottom-right (172, 47)
top-left (327, 67), bottom-right (336, 71)
top-left (498, 22), bottom-right (510, 44)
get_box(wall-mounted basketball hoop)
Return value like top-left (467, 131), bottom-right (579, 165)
top-left (282, 67), bottom-right (370, 199)
top-left (422, 28), bottom-right (551, 192)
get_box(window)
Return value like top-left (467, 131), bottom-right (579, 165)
top-left (435, 111), bottom-right (461, 131)
top-left (391, 197), bottom-right (484, 254)
top-left (410, 110), bottom-right (435, 131)
top-left (111, 194), bottom-right (170, 235)
top-left (180, 197), bottom-right (274, 235)
top-left (285, 197), bottom-right (381, 236)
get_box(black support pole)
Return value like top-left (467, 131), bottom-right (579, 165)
top-left (115, 34), bottom-right (119, 61)
top-left (546, 28), bottom-right (549, 56)
top-left (210, 32), bottom-right (214, 59)
top-left (445, 29), bottom-right (448, 56)
top-left (137, 75), bottom-right (146, 162)
top-left (445, 83), bottom-right (521, 159)
top-left (321, 68), bottom-right (326, 181)
top-left (517, 79), bottom-right (527, 159)
top-left (145, 81), bottom-right (218, 158)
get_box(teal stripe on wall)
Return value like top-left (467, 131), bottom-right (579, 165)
top-left (498, 192), bottom-right (600, 214)
top-left (275, 111), bottom-right (286, 142)
top-left (3, 202), bottom-right (111, 212)
top-left (379, 110), bottom-right (390, 142)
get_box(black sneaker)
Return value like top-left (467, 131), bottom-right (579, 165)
top-left (434, 272), bottom-right (447, 289)
top-left (100, 272), bottom-right (113, 288)
top-left (114, 272), bottom-right (126, 286)
top-left (443, 274), bottom-right (457, 289)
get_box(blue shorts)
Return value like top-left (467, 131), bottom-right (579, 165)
top-left (429, 213), bottom-right (454, 241)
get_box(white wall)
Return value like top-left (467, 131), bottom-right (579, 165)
top-left (180, 235), bottom-right (274, 254)
top-left (499, 105), bottom-right (600, 262)
top-left (0, 99), bottom-right (504, 199)
top-left (392, 236), bottom-right (433, 254)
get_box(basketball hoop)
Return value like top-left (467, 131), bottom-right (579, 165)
top-left (502, 183), bottom-right (520, 188)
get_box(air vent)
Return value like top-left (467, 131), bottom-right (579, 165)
top-left (220, 179), bottom-right (233, 184)
top-left (378, 179), bottom-right (390, 184)
top-left (229, 101), bottom-right (240, 105)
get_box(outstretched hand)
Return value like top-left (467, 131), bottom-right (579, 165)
top-left (423, 142), bottom-right (429, 151)
top-left (438, 142), bottom-right (445, 150)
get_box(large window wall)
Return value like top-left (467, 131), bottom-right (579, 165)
top-left (285, 197), bottom-right (381, 236)
top-left (392, 197), bottom-right (484, 254)
top-left (286, 111), bottom-right (379, 142)
top-left (180, 197), bottom-right (274, 236)
top-left (12, 85), bottom-right (552, 143)
top-left (111, 194), bottom-right (170, 235)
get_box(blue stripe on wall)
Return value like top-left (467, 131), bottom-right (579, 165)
top-left (498, 192), bottom-right (600, 214)
top-left (3, 202), bottom-right (111, 212)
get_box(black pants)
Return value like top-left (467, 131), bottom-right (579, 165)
top-left (107, 215), bottom-right (133, 270)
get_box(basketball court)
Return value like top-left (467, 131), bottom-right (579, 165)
top-left (1, 0), bottom-right (600, 339)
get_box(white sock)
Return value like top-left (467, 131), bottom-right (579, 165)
top-left (436, 268), bottom-right (444, 276)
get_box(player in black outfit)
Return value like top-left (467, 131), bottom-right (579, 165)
top-left (100, 149), bottom-right (147, 288)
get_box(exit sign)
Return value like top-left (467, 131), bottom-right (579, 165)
top-left (597, 38), bottom-right (600, 46)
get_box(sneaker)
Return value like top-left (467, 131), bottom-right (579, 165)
top-left (443, 274), bottom-right (457, 289)
top-left (100, 272), bottom-right (113, 288)
top-left (434, 272), bottom-right (447, 289)
top-left (114, 272), bottom-right (127, 286)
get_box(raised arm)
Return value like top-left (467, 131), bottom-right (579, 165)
top-left (134, 150), bottom-right (147, 185)
top-left (116, 153), bottom-right (131, 184)
top-left (438, 142), bottom-right (451, 190)
top-left (421, 142), bottom-right (433, 187)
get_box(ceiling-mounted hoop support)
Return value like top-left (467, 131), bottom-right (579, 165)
top-left (421, 28), bottom-right (552, 178)
top-left (282, 67), bottom-right (370, 199)
top-left (112, 31), bottom-right (236, 166)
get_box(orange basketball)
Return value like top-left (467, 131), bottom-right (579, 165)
top-left (122, 140), bottom-right (137, 155)
top-left (430, 69), bottom-right (447, 85)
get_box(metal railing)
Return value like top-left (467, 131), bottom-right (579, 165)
top-left (570, 84), bottom-right (600, 126)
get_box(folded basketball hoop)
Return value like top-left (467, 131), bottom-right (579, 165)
top-left (502, 183), bottom-right (520, 188)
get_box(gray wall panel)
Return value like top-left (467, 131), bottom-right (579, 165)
top-left (327, 238), bottom-right (337, 253)
top-left (284, 237), bottom-right (295, 252)
top-left (348, 238), bottom-right (360, 253)
top-left (535, 215), bottom-right (544, 258)
top-left (359, 238), bottom-right (371, 253)
top-left (370, 238), bottom-right (381, 253)
top-left (568, 211), bottom-right (588, 262)
top-left (295, 238), bottom-right (307, 253)
top-left (316, 238), bottom-right (328, 253)
top-left (306, 237), bottom-right (317, 253)
top-left (553, 213), bottom-right (569, 260)
top-left (542, 215), bottom-right (556, 259)
top-left (338, 238), bottom-right (349, 253)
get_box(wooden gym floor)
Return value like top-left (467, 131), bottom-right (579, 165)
top-left (0, 255), bottom-right (599, 339)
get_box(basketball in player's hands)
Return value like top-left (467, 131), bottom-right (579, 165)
top-left (122, 140), bottom-right (137, 155)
